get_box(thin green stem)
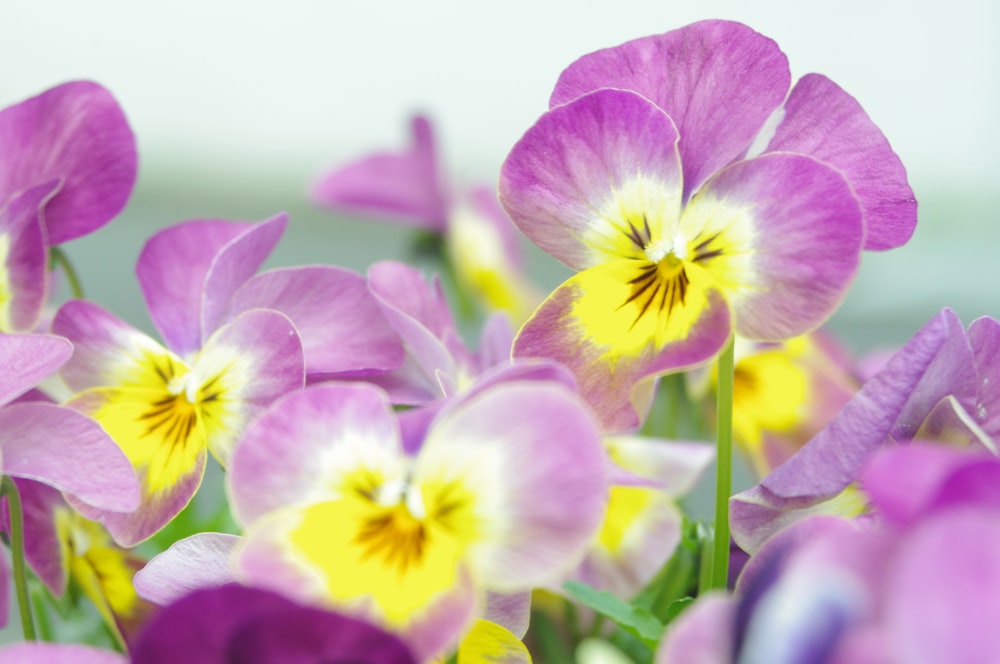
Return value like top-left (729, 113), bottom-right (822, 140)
top-left (710, 338), bottom-right (735, 590)
top-left (2, 476), bottom-right (37, 640)
top-left (49, 246), bottom-right (85, 300)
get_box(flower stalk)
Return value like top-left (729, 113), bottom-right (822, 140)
top-left (2, 475), bottom-right (37, 640)
top-left (711, 338), bottom-right (736, 590)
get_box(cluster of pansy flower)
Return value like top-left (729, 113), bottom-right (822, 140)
top-left (0, 17), bottom-right (992, 664)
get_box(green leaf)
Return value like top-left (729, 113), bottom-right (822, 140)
top-left (665, 597), bottom-right (695, 623)
top-left (563, 580), bottom-right (665, 648)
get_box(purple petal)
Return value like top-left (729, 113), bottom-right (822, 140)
top-left (764, 74), bottom-right (916, 251)
top-left (136, 214), bottom-right (286, 357)
top-left (227, 265), bottom-right (403, 377)
top-left (885, 509), bottom-right (1000, 664)
top-left (15, 478), bottom-right (69, 596)
top-left (690, 153), bottom-right (864, 340)
top-left (551, 20), bottom-right (790, 201)
top-left (422, 380), bottom-right (608, 588)
top-left (311, 115), bottom-right (448, 231)
top-left (0, 81), bottom-right (137, 244)
top-left (228, 383), bottom-right (400, 527)
top-left (739, 308), bottom-right (972, 520)
top-left (131, 583), bottom-right (417, 664)
top-left (484, 592), bottom-right (531, 639)
top-left (0, 183), bottom-right (57, 332)
top-left (0, 402), bottom-right (139, 512)
top-left (499, 88), bottom-right (683, 271)
top-left (0, 643), bottom-right (127, 664)
top-left (0, 332), bottom-right (71, 406)
top-left (201, 213), bottom-right (288, 341)
top-left (134, 533), bottom-right (241, 605)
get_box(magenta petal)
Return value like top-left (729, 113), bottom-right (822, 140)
top-left (15, 478), bottom-right (68, 596)
top-left (311, 115), bottom-right (448, 231)
top-left (0, 81), bottom-right (137, 244)
top-left (500, 88), bottom-right (683, 271)
top-left (698, 153), bottom-right (864, 339)
top-left (0, 183), bottom-right (57, 332)
top-left (885, 509), bottom-right (1000, 664)
top-left (0, 333), bottom-right (71, 406)
top-left (228, 266), bottom-right (404, 376)
top-left (655, 592), bottom-right (735, 664)
top-left (765, 74), bottom-right (916, 251)
top-left (0, 402), bottom-right (139, 512)
top-left (968, 316), bottom-right (1000, 437)
top-left (551, 20), bottom-right (790, 200)
top-left (484, 592), bottom-right (531, 639)
top-left (137, 214), bottom-right (287, 357)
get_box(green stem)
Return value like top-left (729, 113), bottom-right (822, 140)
top-left (2, 476), bottom-right (37, 640)
top-left (49, 246), bottom-right (85, 300)
top-left (710, 339), bottom-right (735, 590)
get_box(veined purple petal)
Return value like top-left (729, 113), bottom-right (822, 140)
top-left (484, 592), bottom-right (531, 639)
top-left (422, 380), bottom-right (608, 588)
top-left (551, 20), bottom-right (790, 201)
top-left (0, 642), bottom-right (127, 664)
top-left (0, 402), bottom-right (139, 512)
top-left (688, 153), bottom-right (863, 340)
top-left (130, 583), bottom-right (417, 664)
top-left (500, 89), bottom-right (683, 271)
top-left (15, 478), bottom-right (70, 596)
top-left (0, 81), bottom-right (137, 244)
top-left (136, 215), bottom-right (286, 357)
top-left (764, 74), bottom-right (916, 251)
top-left (134, 532), bottom-right (240, 605)
top-left (228, 383), bottom-right (400, 527)
top-left (228, 265), bottom-right (403, 377)
top-left (0, 332), bottom-right (71, 406)
top-left (0, 183), bottom-right (57, 332)
top-left (772, 309), bottom-right (971, 494)
top-left (311, 115), bottom-right (448, 231)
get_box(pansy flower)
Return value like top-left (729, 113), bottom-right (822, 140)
top-left (729, 308), bottom-right (1000, 553)
top-left (312, 115), bottom-right (542, 324)
top-left (500, 20), bottom-right (914, 430)
top-left (0, 81), bottom-right (136, 332)
top-left (50, 215), bottom-right (317, 546)
top-left (136, 380), bottom-right (607, 660)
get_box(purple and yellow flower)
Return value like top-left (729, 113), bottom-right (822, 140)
top-left (500, 20), bottom-right (914, 431)
top-left (138, 380), bottom-right (607, 660)
top-left (730, 308), bottom-right (996, 552)
top-left (312, 116), bottom-right (542, 324)
top-left (0, 81), bottom-right (136, 332)
top-left (50, 216), bottom-right (321, 546)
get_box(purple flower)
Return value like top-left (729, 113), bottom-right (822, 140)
top-left (659, 443), bottom-right (1000, 664)
top-left (130, 584), bottom-right (416, 664)
top-left (0, 642), bottom-right (126, 664)
top-left (0, 81), bottom-right (136, 332)
top-left (731, 308), bottom-right (996, 552)
top-left (499, 20), bottom-right (914, 431)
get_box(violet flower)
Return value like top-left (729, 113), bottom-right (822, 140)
top-left (499, 19), bottom-right (914, 431)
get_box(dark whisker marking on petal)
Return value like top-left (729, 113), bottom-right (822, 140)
top-left (693, 248), bottom-right (724, 263)
top-left (692, 231), bottom-right (721, 254)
